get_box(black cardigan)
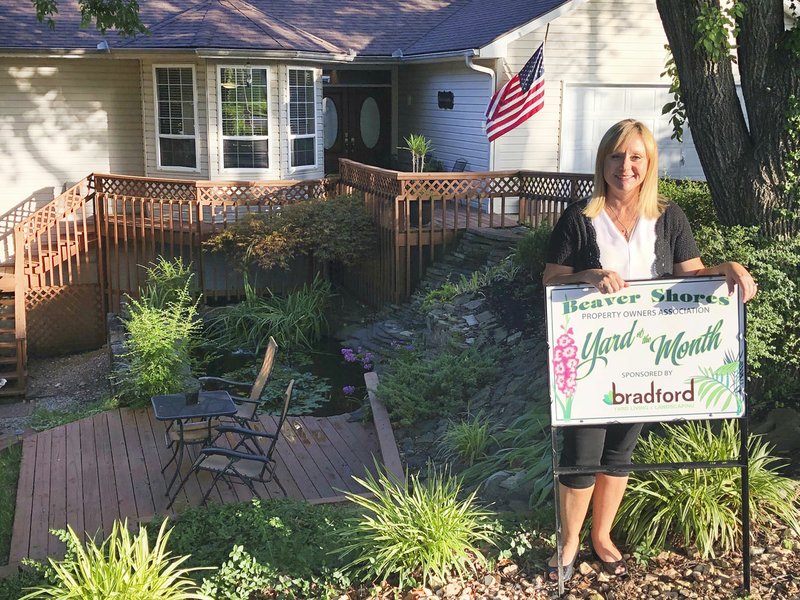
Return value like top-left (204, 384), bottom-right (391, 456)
top-left (546, 199), bottom-right (701, 276)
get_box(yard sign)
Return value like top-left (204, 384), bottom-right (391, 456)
top-left (545, 276), bottom-right (745, 426)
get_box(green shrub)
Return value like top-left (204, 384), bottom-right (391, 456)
top-left (439, 415), bottom-right (494, 466)
top-left (339, 466), bottom-right (496, 588)
top-left (618, 421), bottom-right (800, 558)
top-left (204, 276), bottom-right (330, 354)
top-left (155, 499), bottom-right (352, 600)
top-left (139, 256), bottom-right (196, 309)
top-left (0, 443), bottom-right (22, 564)
top-left (205, 194), bottom-right (377, 271)
top-left (659, 178), bottom-right (717, 230)
top-left (377, 346), bottom-right (498, 427)
top-left (0, 568), bottom-right (47, 600)
top-left (116, 283), bottom-right (201, 407)
top-left (19, 520), bottom-right (209, 600)
top-left (463, 403), bottom-right (553, 510)
top-left (512, 222), bottom-right (553, 280)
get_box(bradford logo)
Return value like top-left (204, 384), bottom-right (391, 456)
top-left (605, 380), bottom-right (695, 405)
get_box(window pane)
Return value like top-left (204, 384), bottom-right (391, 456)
top-left (223, 139), bottom-right (268, 169)
top-left (220, 67), bottom-right (269, 144)
top-left (155, 67), bottom-right (197, 167)
top-left (159, 137), bottom-right (196, 168)
top-left (289, 69), bottom-right (315, 136)
top-left (291, 137), bottom-right (315, 167)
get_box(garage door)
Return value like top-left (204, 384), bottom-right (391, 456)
top-left (559, 84), bottom-right (704, 180)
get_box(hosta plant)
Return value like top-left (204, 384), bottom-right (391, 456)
top-left (618, 420), bottom-right (800, 558)
top-left (339, 465), bottom-right (496, 589)
top-left (20, 519), bottom-right (210, 600)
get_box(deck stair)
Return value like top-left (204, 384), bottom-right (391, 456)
top-left (0, 274), bottom-right (25, 398)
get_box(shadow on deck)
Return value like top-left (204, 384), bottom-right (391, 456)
top-left (10, 407), bottom-right (390, 563)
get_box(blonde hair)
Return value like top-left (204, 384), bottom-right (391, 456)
top-left (583, 119), bottom-right (664, 220)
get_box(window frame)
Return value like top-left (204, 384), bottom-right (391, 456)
top-left (287, 67), bottom-right (319, 172)
top-left (152, 64), bottom-right (200, 173)
top-left (217, 64), bottom-right (272, 174)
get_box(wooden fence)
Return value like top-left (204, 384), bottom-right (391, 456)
top-left (13, 163), bottom-right (592, 358)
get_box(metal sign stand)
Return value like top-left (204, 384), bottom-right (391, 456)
top-left (550, 415), bottom-right (751, 596)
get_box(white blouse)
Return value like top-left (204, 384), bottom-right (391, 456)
top-left (593, 210), bottom-right (657, 280)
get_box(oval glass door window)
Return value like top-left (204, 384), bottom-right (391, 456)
top-left (323, 97), bottom-right (338, 150)
top-left (360, 97), bottom-right (380, 149)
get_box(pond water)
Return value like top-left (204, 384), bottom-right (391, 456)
top-left (204, 337), bottom-right (368, 417)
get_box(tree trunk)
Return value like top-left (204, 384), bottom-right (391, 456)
top-left (656, 0), bottom-right (800, 237)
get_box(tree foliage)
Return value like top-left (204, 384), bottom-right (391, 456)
top-left (32, 0), bottom-right (148, 36)
top-left (656, 0), bottom-right (799, 236)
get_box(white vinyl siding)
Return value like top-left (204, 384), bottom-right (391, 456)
top-left (288, 68), bottom-right (317, 169)
top-left (487, 0), bottom-right (705, 179)
top-left (397, 61), bottom-right (490, 172)
top-left (0, 57), bottom-right (144, 262)
top-left (153, 65), bottom-right (199, 171)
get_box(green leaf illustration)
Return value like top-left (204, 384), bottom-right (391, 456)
top-left (603, 390), bottom-right (614, 405)
top-left (690, 356), bottom-right (742, 412)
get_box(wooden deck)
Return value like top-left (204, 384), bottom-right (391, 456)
top-left (10, 408), bottom-right (385, 563)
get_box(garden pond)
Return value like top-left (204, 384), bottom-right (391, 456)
top-left (203, 336), bottom-right (370, 417)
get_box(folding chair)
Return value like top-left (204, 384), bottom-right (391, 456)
top-left (167, 379), bottom-right (294, 508)
top-left (198, 336), bottom-right (279, 427)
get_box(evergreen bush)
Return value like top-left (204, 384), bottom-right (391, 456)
top-left (377, 346), bottom-right (497, 428)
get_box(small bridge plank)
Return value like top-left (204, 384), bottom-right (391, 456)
top-left (9, 436), bottom-right (37, 563)
top-left (78, 417), bottom-right (102, 540)
top-left (107, 411), bottom-right (138, 524)
top-left (47, 425), bottom-right (67, 558)
top-left (92, 412), bottom-right (120, 536)
top-left (132, 408), bottom-right (171, 518)
top-left (119, 409), bottom-right (155, 519)
top-left (28, 428), bottom-right (52, 561)
top-left (64, 421), bottom-right (84, 542)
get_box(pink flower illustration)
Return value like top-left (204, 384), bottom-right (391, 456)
top-left (553, 325), bottom-right (578, 418)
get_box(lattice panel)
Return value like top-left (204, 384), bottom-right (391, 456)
top-left (400, 175), bottom-right (519, 198)
top-left (339, 161), bottom-right (401, 197)
top-left (26, 284), bottom-right (105, 356)
top-left (198, 181), bottom-right (324, 206)
top-left (519, 173), bottom-right (593, 201)
top-left (95, 175), bottom-right (197, 202)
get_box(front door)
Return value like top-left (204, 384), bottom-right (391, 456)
top-left (323, 87), bottom-right (391, 174)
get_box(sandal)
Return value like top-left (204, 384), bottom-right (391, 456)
top-left (545, 549), bottom-right (579, 583)
top-left (590, 545), bottom-right (628, 576)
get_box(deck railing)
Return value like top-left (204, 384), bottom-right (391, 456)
top-left (13, 163), bottom-right (592, 359)
top-left (338, 159), bottom-right (593, 303)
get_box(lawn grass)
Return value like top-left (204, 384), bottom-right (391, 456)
top-left (0, 442), bottom-right (22, 564)
top-left (29, 395), bottom-right (118, 432)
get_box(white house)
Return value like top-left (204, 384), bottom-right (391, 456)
top-left (4, 0), bottom-right (789, 262)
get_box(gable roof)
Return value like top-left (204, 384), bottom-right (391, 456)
top-left (0, 0), bottom-right (575, 58)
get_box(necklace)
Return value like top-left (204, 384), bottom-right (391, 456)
top-left (606, 203), bottom-right (639, 241)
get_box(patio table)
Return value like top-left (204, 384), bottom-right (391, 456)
top-left (151, 390), bottom-right (237, 499)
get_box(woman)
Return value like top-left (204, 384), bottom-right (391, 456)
top-left (543, 119), bottom-right (757, 581)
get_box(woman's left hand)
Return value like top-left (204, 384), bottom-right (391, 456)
top-left (721, 261), bottom-right (758, 303)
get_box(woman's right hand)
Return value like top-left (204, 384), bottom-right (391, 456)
top-left (587, 269), bottom-right (628, 294)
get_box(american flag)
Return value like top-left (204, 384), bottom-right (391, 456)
top-left (485, 44), bottom-right (545, 142)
